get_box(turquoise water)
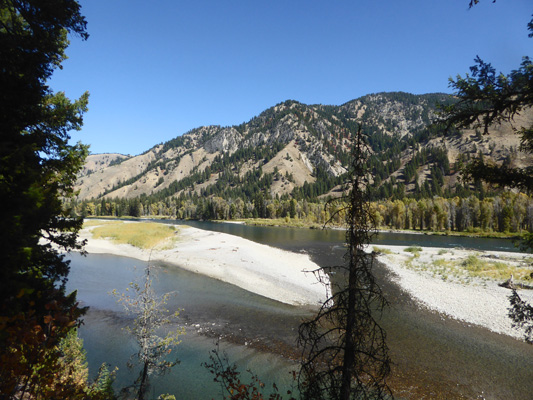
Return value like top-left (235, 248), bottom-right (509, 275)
top-left (67, 222), bottom-right (533, 399)
top-left (67, 252), bottom-right (303, 399)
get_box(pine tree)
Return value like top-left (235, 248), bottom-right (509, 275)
top-left (298, 128), bottom-right (391, 400)
top-left (0, 1), bottom-right (91, 396)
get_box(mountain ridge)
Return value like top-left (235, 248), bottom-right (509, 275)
top-left (75, 91), bottom-right (533, 203)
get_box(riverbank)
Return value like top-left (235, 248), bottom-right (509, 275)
top-left (78, 219), bottom-right (533, 341)
top-left (372, 244), bottom-right (533, 340)
top-left (85, 215), bottom-right (525, 239)
top-left (232, 218), bottom-right (523, 239)
top-left (78, 221), bottom-right (328, 307)
top-left (72, 220), bottom-right (533, 399)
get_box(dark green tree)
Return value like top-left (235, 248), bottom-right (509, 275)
top-left (509, 289), bottom-right (533, 344)
top-left (442, 1), bottom-right (533, 344)
top-left (0, 0), bottom-right (92, 396)
top-left (441, 2), bottom-right (533, 191)
top-left (298, 128), bottom-right (391, 400)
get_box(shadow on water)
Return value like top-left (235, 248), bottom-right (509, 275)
top-left (70, 220), bottom-right (532, 399)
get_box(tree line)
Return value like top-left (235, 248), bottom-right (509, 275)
top-left (74, 192), bottom-right (533, 234)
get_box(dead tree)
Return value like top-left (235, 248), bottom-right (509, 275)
top-left (113, 263), bottom-right (184, 400)
top-left (298, 128), bottom-right (392, 400)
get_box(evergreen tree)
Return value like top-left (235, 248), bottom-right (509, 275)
top-left (0, 0), bottom-right (92, 396)
top-left (298, 128), bottom-right (391, 399)
top-left (442, 1), bottom-right (533, 344)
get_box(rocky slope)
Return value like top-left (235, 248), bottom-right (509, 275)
top-left (74, 92), bottom-right (533, 202)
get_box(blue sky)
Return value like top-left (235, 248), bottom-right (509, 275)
top-left (49, 0), bottom-right (532, 156)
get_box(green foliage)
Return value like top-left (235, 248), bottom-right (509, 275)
top-left (59, 329), bottom-right (117, 399)
top-left (76, 191), bottom-right (533, 238)
top-left (204, 343), bottom-right (297, 400)
top-left (0, 0), bottom-right (95, 397)
top-left (91, 363), bottom-right (117, 400)
top-left (370, 193), bottom-right (533, 233)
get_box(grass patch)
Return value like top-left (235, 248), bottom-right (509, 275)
top-left (408, 253), bottom-right (533, 284)
top-left (244, 218), bottom-right (324, 229)
top-left (404, 246), bottom-right (422, 257)
top-left (459, 255), bottom-right (532, 281)
top-left (83, 219), bottom-right (122, 228)
top-left (418, 229), bottom-right (522, 240)
top-left (373, 246), bottom-right (393, 255)
top-left (404, 246), bottom-right (422, 253)
top-left (91, 221), bottom-right (179, 250)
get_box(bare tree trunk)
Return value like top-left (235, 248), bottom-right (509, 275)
top-left (113, 263), bottom-right (184, 399)
top-left (138, 360), bottom-right (149, 400)
top-left (340, 262), bottom-right (356, 400)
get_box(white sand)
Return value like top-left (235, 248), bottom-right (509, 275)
top-left (371, 244), bottom-right (533, 340)
top-left (78, 223), bottom-right (329, 307)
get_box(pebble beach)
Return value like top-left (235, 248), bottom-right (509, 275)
top-left (373, 244), bottom-right (533, 340)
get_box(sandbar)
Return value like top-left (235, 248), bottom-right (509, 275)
top-left (78, 222), bottom-right (329, 307)
top-left (372, 244), bottom-right (533, 340)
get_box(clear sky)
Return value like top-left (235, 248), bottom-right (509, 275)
top-left (49, 0), bottom-right (532, 156)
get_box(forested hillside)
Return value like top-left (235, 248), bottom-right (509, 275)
top-left (73, 91), bottom-right (533, 233)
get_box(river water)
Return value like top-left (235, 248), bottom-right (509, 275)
top-left (66, 222), bottom-right (533, 399)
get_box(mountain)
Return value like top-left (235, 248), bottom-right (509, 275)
top-left (74, 92), bottom-right (533, 203)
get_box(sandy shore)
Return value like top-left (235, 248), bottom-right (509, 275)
top-left (78, 223), bottom-right (329, 307)
top-left (372, 244), bottom-right (533, 340)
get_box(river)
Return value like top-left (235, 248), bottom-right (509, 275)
top-left (66, 222), bottom-right (533, 399)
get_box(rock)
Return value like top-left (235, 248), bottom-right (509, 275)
top-left (498, 274), bottom-right (516, 290)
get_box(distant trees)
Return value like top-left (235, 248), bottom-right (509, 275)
top-left (372, 193), bottom-right (533, 233)
top-left (75, 192), bottom-right (533, 235)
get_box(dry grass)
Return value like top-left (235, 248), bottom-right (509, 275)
top-left (404, 246), bottom-right (422, 254)
top-left (373, 246), bottom-right (393, 255)
top-left (90, 221), bottom-right (179, 250)
top-left (458, 255), bottom-right (532, 282)
top-left (83, 219), bottom-right (122, 227)
top-left (404, 252), bottom-right (533, 284)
